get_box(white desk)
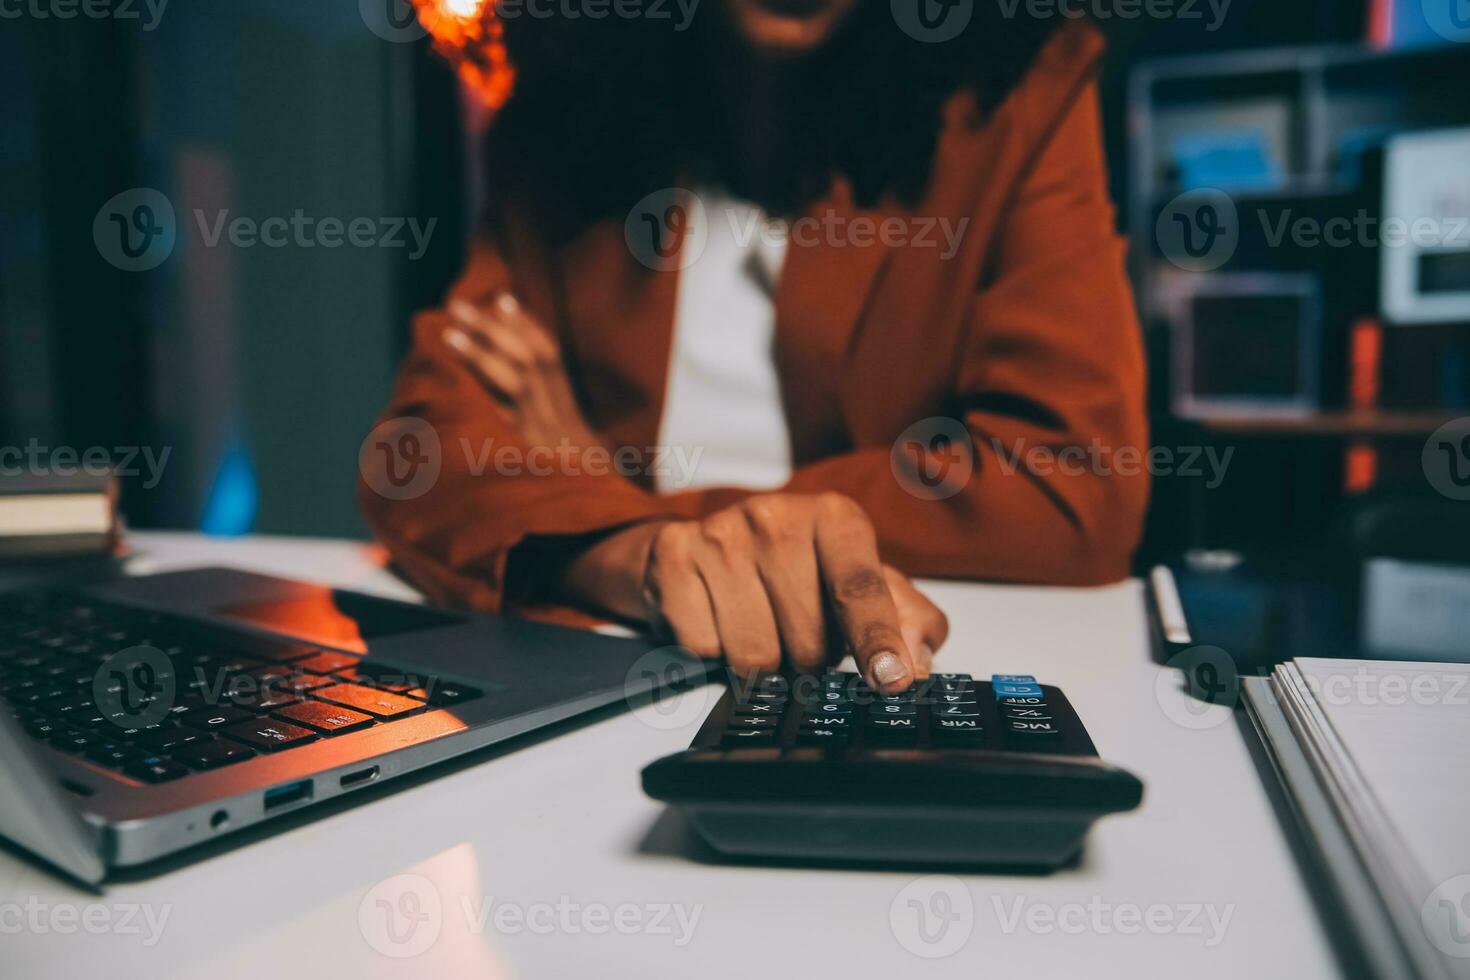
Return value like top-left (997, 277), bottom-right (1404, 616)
top-left (2, 531), bottom-right (1338, 979)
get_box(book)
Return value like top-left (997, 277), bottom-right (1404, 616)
top-left (0, 472), bottom-right (119, 561)
top-left (1244, 658), bottom-right (1470, 979)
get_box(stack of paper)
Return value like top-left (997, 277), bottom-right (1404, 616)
top-left (1244, 658), bottom-right (1470, 980)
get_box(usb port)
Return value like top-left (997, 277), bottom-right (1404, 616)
top-left (340, 766), bottom-right (380, 789)
top-left (263, 780), bottom-right (313, 811)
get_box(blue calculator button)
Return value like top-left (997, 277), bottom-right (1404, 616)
top-left (991, 674), bottom-right (1043, 698)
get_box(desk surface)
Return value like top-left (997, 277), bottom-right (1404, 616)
top-left (2, 531), bottom-right (1337, 979)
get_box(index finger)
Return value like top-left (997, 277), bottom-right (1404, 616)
top-left (811, 495), bottom-right (916, 693)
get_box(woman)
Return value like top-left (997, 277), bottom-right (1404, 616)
top-left (359, 0), bottom-right (1149, 694)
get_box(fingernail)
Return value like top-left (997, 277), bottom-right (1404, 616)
top-left (870, 651), bottom-right (910, 691)
top-left (443, 327), bottom-right (471, 351)
top-left (449, 298), bottom-right (477, 320)
top-left (496, 292), bottom-right (519, 315)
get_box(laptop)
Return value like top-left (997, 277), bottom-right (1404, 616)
top-left (0, 566), bottom-right (710, 885)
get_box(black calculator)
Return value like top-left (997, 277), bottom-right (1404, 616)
top-left (642, 671), bottom-right (1143, 870)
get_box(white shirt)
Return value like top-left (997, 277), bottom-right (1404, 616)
top-left (655, 187), bottom-right (793, 492)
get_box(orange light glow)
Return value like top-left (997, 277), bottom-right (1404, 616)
top-left (411, 0), bottom-right (516, 110)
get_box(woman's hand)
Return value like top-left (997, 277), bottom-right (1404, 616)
top-left (558, 493), bottom-right (949, 693)
top-left (443, 293), bottom-right (600, 449)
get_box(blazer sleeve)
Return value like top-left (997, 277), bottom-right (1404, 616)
top-left (357, 236), bottom-right (683, 611)
top-left (680, 79), bottom-right (1149, 586)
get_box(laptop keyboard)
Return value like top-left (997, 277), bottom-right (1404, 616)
top-left (0, 591), bottom-right (482, 785)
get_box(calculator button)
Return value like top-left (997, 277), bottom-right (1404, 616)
top-left (867, 716), bottom-right (918, 735)
top-left (992, 682), bottom-right (1044, 698)
top-left (1002, 706), bottom-right (1053, 721)
top-left (991, 673), bottom-right (1037, 684)
top-left (803, 702), bottom-right (852, 716)
top-left (871, 703), bottom-right (916, 717)
top-left (997, 695), bottom-right (1046, 708)
top-left (799, 714), bottom-right (858, 728)
top-left (734, 701), bottom-right (782, 716)
top-left (933, 704), bottom-right (981, 718)
top-left (933, 673), bottom-right (973, 682)
top-left (728, 716), bottom-right (779, 729)
top-left (797, 727), bottom-right (848, 745)
top-left (1006, 720), bottom-right (1060, 736)
top-left (722, 729), bottom-right (777, 747)
top-left (934, 718), bottom-right (984, 737)
top-left (929, 692), bottom-right (978, 705)
top-left (742, 691), bottom-right (788, 703)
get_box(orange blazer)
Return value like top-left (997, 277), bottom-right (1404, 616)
top-left (360, 23), bottom-right (1149, 613)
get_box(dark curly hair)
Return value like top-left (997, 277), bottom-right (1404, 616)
top-left (484, 1), bottom-right (1063, 237)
